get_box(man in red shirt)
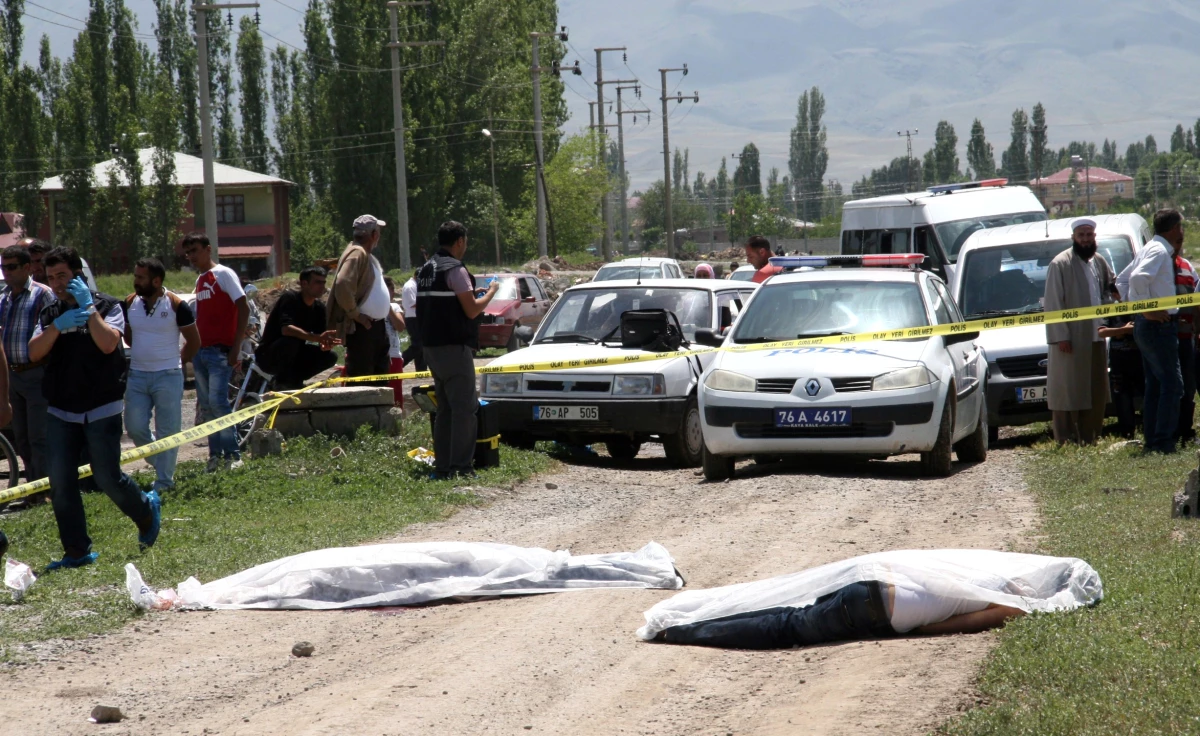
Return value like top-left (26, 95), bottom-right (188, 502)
top-left (182, 232), bottom-right (250, 472)
top-left (745, 235), bottom-right (782, 283)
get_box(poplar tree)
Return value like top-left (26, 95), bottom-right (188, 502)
top-left (1001, 108), bottom-right (1030, 182)
top-left (966, 119), bottom-right (996, 179)
top-left (788, 86), bottom-right (828, 220)
top-left (1030, 103), bottom-right (1048, 181)
top-left (236, 16), bottom-right (271, 173)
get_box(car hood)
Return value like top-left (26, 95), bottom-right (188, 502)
top-left (973, 323), bottom-right (1046, 356)
top-left (486, 342), bottom-right (695, 374)
top-left (713, 339), bottom-right (932, 378)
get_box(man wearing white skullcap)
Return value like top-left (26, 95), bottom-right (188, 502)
top-left (1043, 218), bottom-right (1114, 444)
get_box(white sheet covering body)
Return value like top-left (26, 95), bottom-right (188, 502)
top-left (152, 541), bottom-right (681, 610)
top-left (637, 549), bottom-right (1101, 640)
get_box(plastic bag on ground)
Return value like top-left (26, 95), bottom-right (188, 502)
top-left (407, 447), bottom-right (435, 465)
top-left (156, 541), bottom-right (683, 611)
top-left (5, 558), bottom-right (36, 601)
top-left (125, 563), bottom-right (178, 611)
top-left (637, 549), bottom-right (1102, 640)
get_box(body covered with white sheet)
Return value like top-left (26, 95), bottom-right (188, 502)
top-left (132, 541), bottom-right (682, 611)
top-left (638, 549), bottom-right (1101, 641)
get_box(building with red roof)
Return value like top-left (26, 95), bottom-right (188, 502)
top-left (1030, 166), bottom-right (1134, 215)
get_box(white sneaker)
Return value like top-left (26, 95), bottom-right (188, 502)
top-left (205, 457), bottom-right (223, 474)
top-left (227, 457), bottom-right (245, 471)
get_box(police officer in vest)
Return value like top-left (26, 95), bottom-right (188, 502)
top-left (29, 247), bottom-right (161, 570)
top-left (416, 221), bottom-right (498, 479)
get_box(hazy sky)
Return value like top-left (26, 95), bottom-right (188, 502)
top-left (33, 0), bottom-right (1200, 192)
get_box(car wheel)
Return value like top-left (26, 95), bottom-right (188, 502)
top-left (605, 437), bottom-right (642, 461)
top-left (505, 329), bottom-right (520, 353)
top-left (501, 432), bottom-right (536, 450)
top-left (920, 396), bottom-right (954, 477)
top-left (663, 395), bottom-right (704, 468)
top-left (988, 423), bottom-right (999, 446)
top-left (954, 397), bottom-right (988, 463)
top-left (702, 445), bottom-right (735, 481)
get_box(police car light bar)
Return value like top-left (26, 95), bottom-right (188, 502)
top-left (770, 254), bottom-right (926, 270)
top-left (927, 178), bottom-right (1009, 194)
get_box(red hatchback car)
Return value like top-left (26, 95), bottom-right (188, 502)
top-left (476, 273), bottom-right (552, 351)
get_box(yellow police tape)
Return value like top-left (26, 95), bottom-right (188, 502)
top-left (1, 291), bottom-right (1193, 505)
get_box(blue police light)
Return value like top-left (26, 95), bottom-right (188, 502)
top-left (770, 256), bottom-right (827, 269)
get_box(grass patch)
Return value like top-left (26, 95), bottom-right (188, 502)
top-left (942, 439), bottom-right (1200, 735)
top-left (0, 418), bottom-right (553, 662)
top-left (94, 270), bottom-right (200, 298)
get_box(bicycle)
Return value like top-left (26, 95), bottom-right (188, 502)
top-left (0, 429), bottom-right (21, 489)
top-left (229, 354), bottom-right (275, 449)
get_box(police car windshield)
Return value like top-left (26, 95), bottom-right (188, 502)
top-left (958, 236), bottom-right (1134, 319)
top-left (936, 211), bottom-right (1048, 262)
top-left (537, 287), bottom-right (712, 343)
top-left (592, 266), bottom-right (663, 282)
top-left (731, 281), bottom-right (929, 343)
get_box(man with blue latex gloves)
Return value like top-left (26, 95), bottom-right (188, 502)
top-left (29, 247), bottom-right (161, 571)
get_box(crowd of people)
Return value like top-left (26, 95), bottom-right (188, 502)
top-left (1044, 209), bottom-right (1194, 453)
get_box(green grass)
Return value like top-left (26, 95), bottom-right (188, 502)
top-left (942, 439), bottom-right (1200, 735)
top-left (0, 418), bottom-right (554, 662)
top-left (94, 270), bottom-right (201, 298)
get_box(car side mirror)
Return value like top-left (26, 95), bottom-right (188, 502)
top-left (943, 331), bottom-right (979, 346)
top-left (514, 325), bottom-right (535, 342)
top-left (694, 328), bottom-right (724, 348)
top-left (522, 296), bottom-right (536, 303)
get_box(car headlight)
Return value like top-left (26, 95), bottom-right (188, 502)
top-left (704, 369), bottom-right (756, 392)
top-left (872, 365), bottom-right (935, 391)
top-left (483, 373), bottom-right (522, 395)
top-left (613, 374), bottom-right (665, 396)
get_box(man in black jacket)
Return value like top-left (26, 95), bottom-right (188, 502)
top-left (416, 221), bottom-right (497, 479)
top-left (256, 266), bottom-right (340, 389)
top-left (29, 247), bottom-right (161, 570)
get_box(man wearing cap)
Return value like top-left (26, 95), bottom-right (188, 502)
top-left (1043, 218), bottom-right (1114, 445)
top-left (328, 215), bottom-right (393, 378)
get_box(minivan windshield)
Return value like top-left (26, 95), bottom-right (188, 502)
top-left (731, 281), bottom-right (928, 343)
top-left (536, 287), bottom-right (712, 343)
top-left (957, 236), bottom-right (1135, 319)
top-left (937, 211), bottom-right (1048, 262)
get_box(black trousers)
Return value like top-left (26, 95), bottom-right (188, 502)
top-left (256, 337), bottom-right (338, 388)
top-left (659, 581), bottom-right (896, 650)
top-left (401, 315), bottom-right (425, 371)
top-left (344, 319), bottom-right (391, 379)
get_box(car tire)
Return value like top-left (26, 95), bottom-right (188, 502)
top-left (605, 437), bottom-right (642, 461)
top-left (954, 397), bottom-right (988, 464)
top-left (663, 395), bottom-right (704, 468)
top-left (920, 397), bottom-right (954, 477)
top-left (987, 423), bottom-right (999, 446)
top-left (702, 445), bottom-right (735, 481)
top-left (505, 329), bottom-right (520, 353)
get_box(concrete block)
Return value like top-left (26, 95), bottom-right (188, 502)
top-left (287, 386), bottom-right (394, 410)
top-left (249, 429), bottom-right (284, 458)
top-left (1173, 468), bottom-right (1199, 518)
top-left (381, 407), bottom-right (404, 436)
top-left (309, 406), bottom-right (384, 438)
top-left (271, 411), bottom-right (315, 438)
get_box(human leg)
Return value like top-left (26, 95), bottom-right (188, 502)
top-left (1135, 317), bottom-right (1183, 453)
top-left (343, 323), bottom-right (372, 378)
top-left (425, 346), bottom-right (455, 474)
top-left (191, 348), bottom-right (218, 459)
top-left (437, 346), bottom-right (477, 473)
top-left (1081, 343), bottom-right (1109, 445)
top-left (1177, 337), bottom-right (1196, 443)
top-left (124, 369), bottom-right (155, 450)
top-left (84, 414), bottom-right (153, 531)
top-left (201, 347), bottom-right (238, 458)
top-left (46, 414), bottom-right (92, 558)
top-left (1051, 411), bottom-right (1077, 445)
top-left (294, 344), bottom-right (338, 385)
top-left (11, 368), bottom-right (48, 480)
top-left (388, 356), bottom-right (405, 406)
top-left (149, 369), bottom-right (184, 491)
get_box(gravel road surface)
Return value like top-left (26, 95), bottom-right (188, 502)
top-left (1, 441), bottom-right (1037, 735)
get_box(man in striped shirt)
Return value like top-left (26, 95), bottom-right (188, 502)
top-left (0, 244), bottom-right (55, 489)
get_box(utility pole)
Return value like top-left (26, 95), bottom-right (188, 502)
top-left (615, 84), bottom-right (649, 255)
top-left (387, 1), bottom-right (443, 270)
top-left (898, 129), bottom-right (918, 192)
top-left (594, 47), bottom-right (626, 261)
top-left (530, 28), bottom-right (578, 259)
top-left (194, 2), bottom-right (259, 257)
top-left (660, 65), bottom-right (698, 258)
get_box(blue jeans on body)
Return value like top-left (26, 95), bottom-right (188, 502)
top-left (659, 581), bottom-right (896, 649)
top-left (1134, 316), bottom-right (1184, 453)
top-left (192, 346), bottom-right (239, 459)
top-left (47, 412), bottom-right (152, 558)
top-left (125, 368), bottom-right (184, 491)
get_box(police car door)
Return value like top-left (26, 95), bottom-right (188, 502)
top-left (925, 277), bottom-right (980, 434)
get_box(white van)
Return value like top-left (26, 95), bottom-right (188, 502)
top-left (840, 180), bottom-right (1048, 281)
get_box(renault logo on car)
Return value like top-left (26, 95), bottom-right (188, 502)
top-left (805, 379), bottom-right (821, 397)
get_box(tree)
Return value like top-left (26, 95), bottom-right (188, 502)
top-left (1000, 108), bottom-right (1030, 182)
top-left (205, 11), bottom-right (238, 162)
top-left (1030, 103), bottom-right (1049, 181)
top-left (144, 69), bottom-right (186, 263)
top-left (728, 192), bottom-right (783, 244)
top-left (236, 16), bottom-right (271, 173)
top-left (715, 157), bottom-right (729, 204)
top-left (1171, 124), bottom-right (1187, 153)
top-left (732, 142), bottom-right (762, 196)
top-left (536, 133), bottom-right (609, 252)
top-left (1145, 134), bottom-right (1157, 155)
top-left (86, 0), bottom-right (113, 150)
top-left (111, 0), bottom-right (140, 118)
top-left (788, 86), bottom-right (828, 221)
top-left (966, 119), bottom-right (995, 179)
top-left (928, 120), bottom-right (960, 184)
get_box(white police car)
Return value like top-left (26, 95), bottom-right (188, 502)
top-left (696, 254), bottom-right (988, 480)
top-left (480, 278), bottom-right (757, 466)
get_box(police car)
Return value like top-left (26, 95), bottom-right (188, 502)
top-left (696, 254), bottom-right (988, 480)
top-left (480, 278), bottom-right (757, 466)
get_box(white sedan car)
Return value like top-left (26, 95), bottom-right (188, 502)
top-left (697, 255), bottom-right (988, 480)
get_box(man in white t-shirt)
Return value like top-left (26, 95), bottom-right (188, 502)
top-left (123, 257), bottom-right (201, 494)
top-left (400, 271), bottom-right (424, 371)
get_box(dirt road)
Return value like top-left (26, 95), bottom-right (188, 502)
top-left (2, 443), bottom-right (1036, 736)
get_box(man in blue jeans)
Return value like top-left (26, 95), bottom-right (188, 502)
top-left (28, 247), bottom-right (161, 570)
top-left (1127, 209), bottom-right (1188, 454)
top-left (123, 258), bottom-right (201, 494)
top-left (182, 232), bottom-right (250, 471)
